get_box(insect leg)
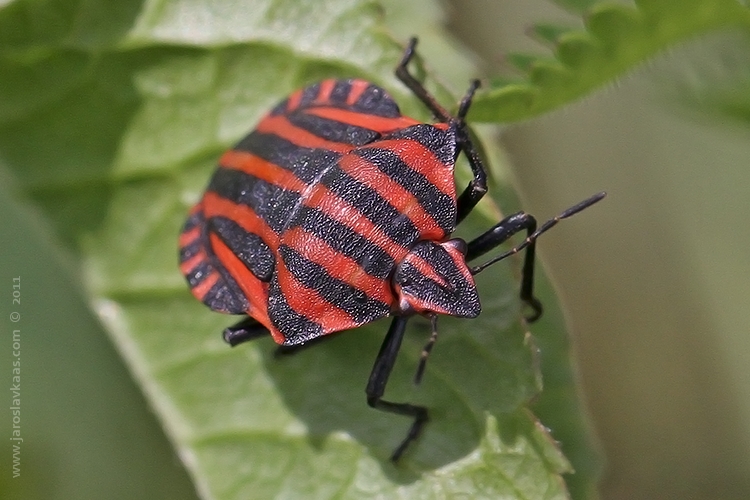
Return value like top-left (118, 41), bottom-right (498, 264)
top-left (467, 193), bottom-right (606, 322)
top-left (467, 212), bottom-right (542, 321)
top-left (395, 37), bottom-right (452, 122)
top-left (223, 316), bottom-right (269, 346)
top-left (454, 122), bottom-right (488, 224)
top-left (396, 38), bottom-right (487, 224)
top-left (413, 314), bottom-right (438, 385)
top-left (366, 316), bottom-right (428, 462)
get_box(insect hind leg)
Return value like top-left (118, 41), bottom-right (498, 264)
top-left (395, 37), bottom-right (452, 122)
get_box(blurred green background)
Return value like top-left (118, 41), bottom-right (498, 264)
top-left (449, 1), bottom-right (750, 499)
top-left (2, 0), bottom-right (750, 498)
top-left (0, 173), bottom-right (200, 499)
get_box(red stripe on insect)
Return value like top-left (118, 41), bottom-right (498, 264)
top-left (201, 192), bottom-right (279, 250)
top-left (256, 115), bottom-right (354, 153)
top-left (316, 80), bottom-right (336, 104)
top-left (179, 225), bottom-right (201, 247)
top-left (307, 107), bottom-right (419, 134)
top-left (447, 244), bottom-right (474, 284)
top-left (191, 270), bottom-right (220, 302)
top-left (405, 254), bottom-right (450, 288)
top-left (275, 259), bottom-right (355, 333)
top-left (374, 138), bottom-right (456, 199)
top-left (337, 154), bottom-right (445, 240)
top-left (220, 150), bottom-right (307, 193)
top-left (179, 250), bottom-right (207, 276)
top-left (209, 233), bottom-right (277, 339)
top-left (284, 227), bottom-right (393, 305)
top-left (302, 184), bottom-right (410, 263)
top-left (347, 80), bottom-right (370, 106)
top-left (286, 89), bottom-right (303, 112)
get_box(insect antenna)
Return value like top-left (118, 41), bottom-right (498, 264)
top-left (470, 192), bottom-right (606, 275)
top-left (457, 79), bottom-right (480, 121)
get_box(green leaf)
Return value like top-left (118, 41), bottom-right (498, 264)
top-left (0, 0), bottom-right (588, 498)
top-left (547, 0), bottom-right (601, 14)
top-left (661, 30), bottom-right (750, 126)
top-left (470, 0), bottom-right (750, 122)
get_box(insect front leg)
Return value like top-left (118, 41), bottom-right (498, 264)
top-left (466, 212), bottom-right (542, 321)
top-left (466, 192), bottom-right (607, 322)
top-left (366, 316), bottom-right (429, 462)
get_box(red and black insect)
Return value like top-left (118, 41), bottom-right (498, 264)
top-left (179, 38), bottom-right (604, 461)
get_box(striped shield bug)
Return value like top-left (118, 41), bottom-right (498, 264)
top-left (179, 37), bottom-right (605, 462)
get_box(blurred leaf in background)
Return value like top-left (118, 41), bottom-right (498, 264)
top-left (448, 1), bottom-right (750, 499)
